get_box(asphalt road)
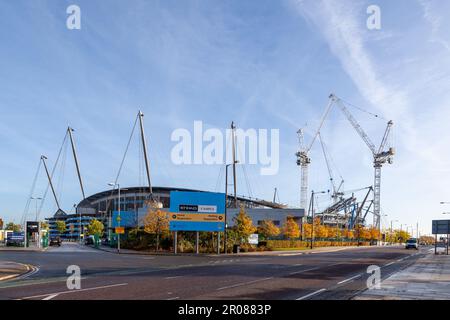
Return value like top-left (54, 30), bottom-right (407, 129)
top-left (0, 243), bottom-right (428, 300)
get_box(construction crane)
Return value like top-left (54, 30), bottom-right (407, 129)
top-left (296, 98), bottom-right (335, 209)
top-left (329, 94), bottom-right (394, 232)
top-left (318, 132), bottom-right (344, 203)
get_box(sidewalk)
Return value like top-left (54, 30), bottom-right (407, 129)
top-left (0, 261), bottom-right (32, 281)
top-left (0, 246), bottom-right (47, 252)
top-left (355, 252), bottom-right (450, 300)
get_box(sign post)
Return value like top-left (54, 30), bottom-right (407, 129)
top-left (169, 191), bottom-right (226, 255)
top-left (432, 220), bottom-right (450, 255)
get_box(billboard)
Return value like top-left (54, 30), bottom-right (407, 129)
top-left (112, 211), bottom-right (137, 228)
top-left (432, 220), bottom-right (450, 234)
top-left (169, 191), bottom-right (225, 232)
top-left (26, 221), bottom-right (39, 234)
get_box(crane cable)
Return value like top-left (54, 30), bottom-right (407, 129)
top-left (38, 131), bottom-right (69, 217)
top-left (20, 159), bottom-right (42, 227)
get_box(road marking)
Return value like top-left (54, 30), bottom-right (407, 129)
top-left (21, 283), bottom-right (128, 300)
top-left (42, 294), bottom-right (59, 300)
top-left (337, 274), bottom-right (361, 285)
top-left (293, 263), bottom-right (303, 266)
top-left (167, 296), bottom-right (179, 300)
top-left (296, 288), bottom-right (326, 300)
top-left (217, 277), bottom-right (274, 291)
top-left (165, 276), bottom-right (183, 279)
top-left (384, 261), bottom-right (395, 267)
top-left (396, 258), bottom-right (405, 262)
top-left (289, 267), bottom-right (319, 275)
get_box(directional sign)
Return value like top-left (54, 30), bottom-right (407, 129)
top-left (432, 220), bottom-right (450, 234)
top-left (115, 227), bottom-right (125, 234)
top-left (169, 191), bottom-right (225, 232)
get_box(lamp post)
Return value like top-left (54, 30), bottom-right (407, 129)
top-left (108, 183), bottom-right (127, 253)
top-left (224, 161), bottom-right (238, 254)
top-left (390, 220), bottom-right (398, 244)
top-left (310, 190), bottom-right (327, 250)
top-left (30, 197), bottom-right (42, 221)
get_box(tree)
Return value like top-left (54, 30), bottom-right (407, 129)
top-left (55, 221), bottom-right (66, 236)
top-left (369, 227), bottom-right (380, 241)
top-left (87, 219), bottom-right (104, 237)
top-left (282, 216), bottom-right (300, 239)
top-left (233, 205), bottom-right (256, 244)
top-left (143, 206), bottom-right (169, 251)
top-left (5, 222), bottom-right (21, 232)
top-left (258, 220), bottom-right (280, 239)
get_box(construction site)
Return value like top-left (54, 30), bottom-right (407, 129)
top-left (18, 93), bottom-right (394, 242)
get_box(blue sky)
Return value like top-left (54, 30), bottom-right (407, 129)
top-left (1, 0), bottom-right (449, 235)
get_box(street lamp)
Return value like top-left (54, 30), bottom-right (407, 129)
top-left (389, 220), bottom-right (398, 245)
top-left (310, 190), bottom-right (327, 250)
top-left (224, 161), bottom-right (239, 254)
top-left (30, 197), bottom-right (42, 221)
top-left (108, 183), bottom-right (127, 253)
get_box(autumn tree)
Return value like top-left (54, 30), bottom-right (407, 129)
top-left (55, 220), bottom-right (66, 236)
top-left (87, 219), bottom-right (104, 237)
top-left (369, 227), bottom-right (380, 241)
top-left (5, 222), bottom-right (21, 232)
top-left (143, 206), bottom-right (169, 251)
top-left (258, 220), bottom-right (280, 239)
top-left (233, 205), bottom-right (257, 244)
top-left (282, 216), bottom-right (300, 239)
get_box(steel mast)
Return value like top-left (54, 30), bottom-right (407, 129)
top-left (67, 127), bottom-right (86, 200)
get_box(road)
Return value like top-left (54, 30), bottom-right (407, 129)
top-left (0, 243), bottom-right (427, 300)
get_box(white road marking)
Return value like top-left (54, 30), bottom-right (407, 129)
top-left (337, 274), bottom-right (361, 285)
top-left (384, 261), bottom-right (395, 267)
top-left (296, 288), bottom-right (326, 300)
top-left (42, 294), bottom-right (59, 300)
top-left (217, 277), bottom-right (274, 291)
top-left (167, 296), bottom-right (179, 300)
top-left (164, 276), bottom-right (183, 279)
top-left (289, 267), bottom-right (319, 275)
top-left (21, 283), bottom-right (128, 300)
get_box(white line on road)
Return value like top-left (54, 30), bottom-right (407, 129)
top-left (167, 296), bottom-right (179, 300)
top-left (217, 277), bottom-right (274, 291)
top-left (296, 288), bottom-right (326, 300)
top-left (165, 276), bottom-right (183, 279)
top-left (21, 283), bottom-right (128, 300)
top-left (384, 262), bottom-right (395, 267)
top-left (289, 267), bottom-right (319, 275)
top-left (337, 274), bottom-right (361, 285)
top-left (42, 294), bottom-right (59, 300)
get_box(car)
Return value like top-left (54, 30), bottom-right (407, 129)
top-left (84, 235), bottom-right (95, 245)
top-left (49, 236), bottom-right (61, 246)
top-left (405, 238), bottom-right (419, 250)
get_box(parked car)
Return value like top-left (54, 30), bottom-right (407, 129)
top-left (405, 238), bottom-right (419, 250)
top-left (84, 235), bottom-right (95, 245)
top-left (49, 236), bottom-right (61, 247)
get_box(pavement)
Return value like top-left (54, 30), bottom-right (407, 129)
top-left (355, 248), bottom-right (450, 300)
top-left (0, 261), bottom-right (33, 281)
top-left (0, 242), bottom-right (428, 300)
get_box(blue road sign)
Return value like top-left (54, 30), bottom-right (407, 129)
top-left (112, 211), bottom-right (137, 228)
top-left (169, 191), bottom-right (225, 232)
